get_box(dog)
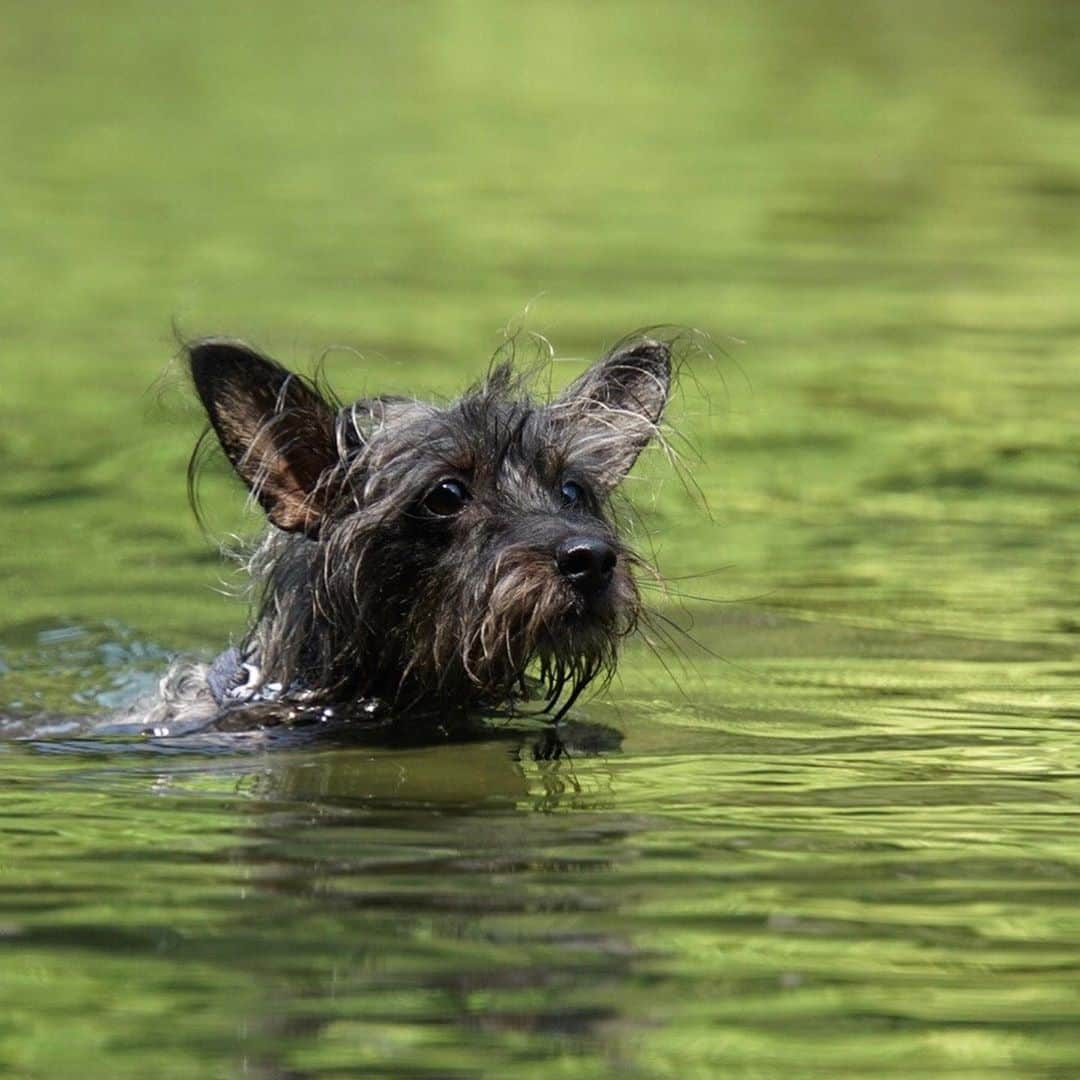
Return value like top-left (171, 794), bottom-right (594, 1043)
top-left (145, 333), bottom-right (673, 734)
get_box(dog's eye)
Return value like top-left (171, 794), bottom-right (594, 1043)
top-left (424, 479), bottom-right (470, 517)
top-left (560, 480), bottom-right (588, 508)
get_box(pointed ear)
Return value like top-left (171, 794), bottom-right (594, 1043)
top-left (553, 339), bottom-right (671, 485)
top-left (187, 339), bottom-right (339, 536)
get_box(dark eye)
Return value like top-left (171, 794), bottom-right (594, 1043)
top-left (423, 479), bottom-right (470, 517)
top-left (560, 479), bottom-right (588, 508)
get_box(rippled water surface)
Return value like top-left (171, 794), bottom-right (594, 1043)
top-left (4, 3), bottom-right (1080, 1076)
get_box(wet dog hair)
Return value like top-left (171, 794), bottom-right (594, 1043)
top-left (151, 332), bottom-right (675, 729)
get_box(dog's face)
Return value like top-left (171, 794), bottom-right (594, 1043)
top-left (189, 337), bottom-right (671, 713)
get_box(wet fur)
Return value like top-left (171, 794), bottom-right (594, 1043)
top-left (143, 335), bottom-right (674, 730)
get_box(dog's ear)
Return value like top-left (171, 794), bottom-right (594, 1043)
top-left (187, 339), bottom-right (338, 536)
top-left (553, 339), bottom-right (671, 485)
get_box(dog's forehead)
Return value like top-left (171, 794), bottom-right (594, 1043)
top-left (362, 392), bottom-right (554, 468)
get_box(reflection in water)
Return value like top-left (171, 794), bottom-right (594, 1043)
top-left (4, 611), bottom-right (1080, 1073)
top-left (229, 747), bottom-right (638, 1074)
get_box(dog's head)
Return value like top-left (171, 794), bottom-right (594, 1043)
top-left (189, 336), bottom-right (671, 714)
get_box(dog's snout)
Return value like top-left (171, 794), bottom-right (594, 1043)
top-left (556, 537), bottom-right (616, 594)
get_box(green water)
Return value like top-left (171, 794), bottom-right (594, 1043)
top-left (4, 2), bottom-right (1080, 1075)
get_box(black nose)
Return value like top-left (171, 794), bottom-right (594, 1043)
top-left (556, 537), bottom-right (617, 595)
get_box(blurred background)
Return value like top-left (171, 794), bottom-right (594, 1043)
top-left (3, 3), bottom-right (1080, 1077)
top-left (4, 0), bottom-right (1078, 648)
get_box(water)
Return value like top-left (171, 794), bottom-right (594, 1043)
top-left (4, 2), bottom-right (1080, 1075)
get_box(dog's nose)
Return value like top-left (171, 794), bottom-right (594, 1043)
top-left (556, 537), bottom-right (617, 595)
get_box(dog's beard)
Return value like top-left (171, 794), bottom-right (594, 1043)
top-left (409, 545), bottom-right (640, 714)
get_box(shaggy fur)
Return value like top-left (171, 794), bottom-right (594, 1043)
top-left (144, 334), bottom-right (673, 731)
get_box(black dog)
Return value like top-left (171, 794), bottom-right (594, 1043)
top-left (150, 334), bottom-right (672, 730)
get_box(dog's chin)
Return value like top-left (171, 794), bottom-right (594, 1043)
top-left (453, 577), bottom-right (632, 708)
top-left (562, 585), bottom-right (630, 631)
top-left (535, 602), bottom-right (622, 669)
